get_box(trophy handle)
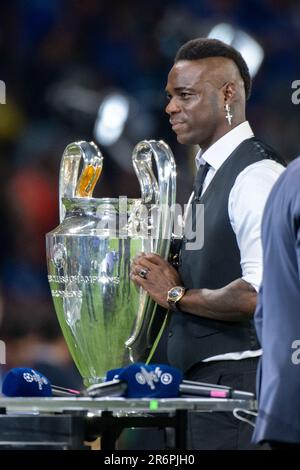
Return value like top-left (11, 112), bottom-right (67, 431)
top-left (132, 139), bottom-right (176, 254)
top-left (59, 141), bottom-right (103, 222)
top-left (126, 139), bottom-right (176, 360)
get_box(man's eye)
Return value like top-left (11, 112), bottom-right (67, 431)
top-left (180, 92), bottom-right (191, 99)
top-left (166, 94), bottom-right (172, 101)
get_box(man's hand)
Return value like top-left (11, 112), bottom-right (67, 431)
top-left (131, 255), bottom-right (257, 321)
top-left (130, 253), bottom-right (182, 308)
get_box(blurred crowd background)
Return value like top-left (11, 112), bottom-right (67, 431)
top-left (0, 0), bottom-right (299, 389)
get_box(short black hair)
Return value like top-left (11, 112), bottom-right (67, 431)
top-left (175, 38), bottom-right (252, 100)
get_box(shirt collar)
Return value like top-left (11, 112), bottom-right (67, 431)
top-left (195, 121), bottom-right (254, 169)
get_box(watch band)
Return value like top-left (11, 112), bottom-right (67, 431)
top-left (168, 300), bottom-right (183, 313)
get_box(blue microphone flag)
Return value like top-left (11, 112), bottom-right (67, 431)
top-left (2, 368), bottom-right (52, 397)
top-left (106, 363), bottom-right (183, 398)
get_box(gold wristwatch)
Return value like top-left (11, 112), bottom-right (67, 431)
top-left (167, 286), bottom-right (186, 312)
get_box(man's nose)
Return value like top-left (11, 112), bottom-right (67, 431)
top-left (165, 97), bottom-right (180, 115)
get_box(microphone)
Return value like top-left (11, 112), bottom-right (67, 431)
top-left (86, 363), bottom-right (254, 399)
top-left (181, 380), bottom-right (254, 399)
top-left (87, 363), bottom-right (183, 398)
top-left (2, 368), bottom-right (81, 397)
top-left (105, 365), bottom-right (231, 398)
top-left (87, 378), bottom-right (231, 398)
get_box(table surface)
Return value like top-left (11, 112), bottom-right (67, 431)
top-left (0, 396), bottom-right (257, 415)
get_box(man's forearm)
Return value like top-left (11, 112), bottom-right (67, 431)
top-left (178, 278), bottom-right (257, 321)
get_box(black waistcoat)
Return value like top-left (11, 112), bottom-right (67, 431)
top-left (167, 137), bottom-right (284, 372)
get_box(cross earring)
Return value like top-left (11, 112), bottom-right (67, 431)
top-left (225, 103), bottom-right (232, 126)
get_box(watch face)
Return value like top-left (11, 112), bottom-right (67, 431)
top-left (168, 286), bottom-right (184, 301)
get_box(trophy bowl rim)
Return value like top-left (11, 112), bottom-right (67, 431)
top-left (62, 196), bottom-right (142, 204)
top-left (62, 196), bottom-right (147, 212)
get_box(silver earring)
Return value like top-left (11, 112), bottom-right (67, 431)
top-left (225, 103), bottom-right (232, 126)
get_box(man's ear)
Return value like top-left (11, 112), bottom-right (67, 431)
top-left (222, 81), bottom-right (236, 104)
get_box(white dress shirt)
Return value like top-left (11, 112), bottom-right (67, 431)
top-left (190, 121), bottom-right (285, 361)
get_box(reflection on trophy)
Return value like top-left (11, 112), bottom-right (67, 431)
top-left (46, 140), bottom-right (176, 386)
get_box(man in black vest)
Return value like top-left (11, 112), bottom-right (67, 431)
top-left (131, 38), bottom-right (285, 449)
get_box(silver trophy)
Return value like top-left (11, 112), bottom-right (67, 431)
top-left (46, 140), bottom-right (176, 386)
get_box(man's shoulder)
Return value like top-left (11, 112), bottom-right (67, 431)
top-left (284, 155), bottom-right (300, 175)
top-left (263, 156), bottom-right (300, 224)
top-left (274, 155), bottom-right (300, 191)
top-left (233, 158), bottom-right (285, 189)
top-left (245, 137), bottom-right (286, 166)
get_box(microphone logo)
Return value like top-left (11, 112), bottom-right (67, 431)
top-left (161, 372), bottom-right (173, 385)
top-left (23, 370), bottom-right (49, 390)
top-left (135, 366), bottom-right (173, 390)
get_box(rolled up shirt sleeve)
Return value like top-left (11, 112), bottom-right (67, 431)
top-left (229, 160), bottom-right (285, 292)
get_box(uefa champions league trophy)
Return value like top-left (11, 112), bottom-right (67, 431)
top-left (46, 140), bottom-right (176, 386)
